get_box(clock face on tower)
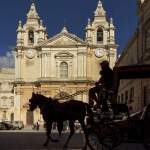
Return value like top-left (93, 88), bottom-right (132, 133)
top-left (95, 48), bottom-right (104, 58)
top-left (26, 49), bottom-right (35, 59)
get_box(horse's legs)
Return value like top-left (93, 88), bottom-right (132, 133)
top-left (43, 122), bottom-right (59, 146)
top-left (43, 121), bottom-right (52, 146)
top-left (63, 120), bottom-right (75, 149)
top-left (57, 121), bottom-right (63, 137)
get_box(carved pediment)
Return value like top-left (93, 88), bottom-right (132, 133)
top-left (1, 96), bottom-right (8, 99)
top-left (55, 52), bottom-right (73, 58)
top-left (40, 31), bottom-right (87, 46)
top-left (51, 37), bottom-right (77, 46)
top-left (9, 96), bottom-right (14, 99)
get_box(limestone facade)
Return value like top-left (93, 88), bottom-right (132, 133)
top-left (0, 68), bottom-right (15, 121)
top-left (0, 0), bottom-right (118, 124)
top-left (117, 0), bottom-right (150, 112)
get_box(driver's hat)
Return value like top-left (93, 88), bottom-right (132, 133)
top-left (99, 60), bottom-right (109, 65)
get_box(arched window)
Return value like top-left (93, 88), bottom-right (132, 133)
top-left (11, 100), bottom-right (14, 106)
top-left (11, 113), bottom-right (14, 121)
top-left (3, 100), bottom-right (6, 106)
top-left (145, 28), bottom-right (150, 51)
top-left (60, 62), bottom-right (68, 78)
top-left (97, 28), bottom-right (103, 42)
top-left (28, 30), bottom-right (34, 43)
top-left (3, 111), bottom-right (6, 119)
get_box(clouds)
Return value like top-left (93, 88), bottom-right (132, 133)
top-left (0, 51), bottom-right (15, 71)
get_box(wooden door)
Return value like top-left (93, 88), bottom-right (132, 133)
top-left (11, 113), bottom-right (14, 121)
top-left (26, 111), bottom-right (33, 125)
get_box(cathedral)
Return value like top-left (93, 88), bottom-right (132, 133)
top-left (0, 0), bottom-right (118, 124)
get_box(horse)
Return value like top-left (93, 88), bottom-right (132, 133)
top-left (29, 92), bottom-right (94, 149)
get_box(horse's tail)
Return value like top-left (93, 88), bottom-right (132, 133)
top-left (85, 103), bottom-right (94, 126)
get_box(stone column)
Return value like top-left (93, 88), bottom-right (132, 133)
top-left (77, 52), bottom-right (82, 78)
top-left (15, 94), bottom-right (21, 120)
top-left (87, 52), bottom-right (91, 78)
top-left (16, 50), bottom-right (22, 78)
top-left (109, 49), bottom-right (115, 69)
top-left (47, 53), bottom-right (51, 78)
top-left (83, 53), bottom-right (87, 77)
top-left (14, 86), bottom-right (23, 121)
top-left (69, 60), bottom-right (72, 79)
top-left (42, 53), bottom-right (45, 78)
top-left (38, 52), bottom-right (42, 78)
top-left (56, 61), bottom-right (58, 79)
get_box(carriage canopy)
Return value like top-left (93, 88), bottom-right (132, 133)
top-left (112, 64), bottom-right (150, 103)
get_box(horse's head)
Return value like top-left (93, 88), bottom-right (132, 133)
top-left (29, 92), bottom-right (38, 111)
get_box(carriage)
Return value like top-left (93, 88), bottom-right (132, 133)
top-left (86, 64), bottom-right (150, 150)
top-left (29, 64), bottom-right (150, 150)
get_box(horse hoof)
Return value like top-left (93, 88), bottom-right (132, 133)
top-left (43, 143), bottom-right (48, 147)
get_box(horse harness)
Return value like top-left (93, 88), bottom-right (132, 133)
top-left (41, 98), bottom-right (58, 114)
top-left (41, 98), bottom-right (70, 115)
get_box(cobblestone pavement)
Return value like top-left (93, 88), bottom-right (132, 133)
top-left (0, 125), bottom-right (146, 150)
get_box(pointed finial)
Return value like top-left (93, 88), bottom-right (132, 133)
top-left (19, 20), bottom-right (22, 26)
top-left (110, 18), bottom-right (113, 24)
top-left (64, 19), bottom-right (66, 27)
top-left (88, 18), bottom-right (90, 25)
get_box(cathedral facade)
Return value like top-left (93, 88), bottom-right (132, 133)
top-left (0, 0), bottom-right (118, 124)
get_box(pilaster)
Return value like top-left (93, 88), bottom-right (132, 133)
top-left (41, 53), bottom-right (45, 78)
top-left (47, 53), bottom-right (51, 78)
top-left (77, 52), bottom-right (82, 78)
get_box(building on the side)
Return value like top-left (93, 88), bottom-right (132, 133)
top-left (0, 0), bottom-right (118, 124)
top-left (117, 0), bottom-right (150, 112)
top-left (0, 68), bottom-right (15, 121)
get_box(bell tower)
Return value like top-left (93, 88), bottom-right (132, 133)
top-left (85, 0), bottom-right (118, 69)
top-left (16, 3), bottom-right (48, 47)
top-left (14, 2), bottom-right (48, 80)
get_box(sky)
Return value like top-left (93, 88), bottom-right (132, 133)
top-left (0, 0), bottom-right (139, 70)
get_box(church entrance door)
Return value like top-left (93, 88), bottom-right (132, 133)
top-left (26, 110), bottom-right (33, 125)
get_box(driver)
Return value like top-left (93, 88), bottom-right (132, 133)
top-left (89, 60), bottom-right (114, 110)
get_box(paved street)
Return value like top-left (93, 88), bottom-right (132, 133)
top-left (0, 125), bottom-right (146, 150)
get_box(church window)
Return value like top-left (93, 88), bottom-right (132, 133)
top-left (125, 91), bottom-right (128, 104)
top-left (11, 113), bottom-right (14, 121)
top-left (97, 28), bottom-right (103, 41)
top-left (28, 30), bottom-right (34, 43)
top-left (3, 100), bottom-right (6, 106)
top-left (3, 111), bottom-right (6, 119)
top-left (60, 62), bottom-right (68, 78)
top-left (145, 28), bottom-right (150, 51)
top-left (130, 87), bottom-right (134, 100)
top-left (11, 100), bottom-right (14, 106)
top-left (121, 93), bottom-right (124, 103)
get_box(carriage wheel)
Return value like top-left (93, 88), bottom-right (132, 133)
top-left (86, 122), bottom-right (107, 150)
top-left (86, 122), bottom-right (123, 150)
top-left (101, 123), bottom-right (123, 149)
